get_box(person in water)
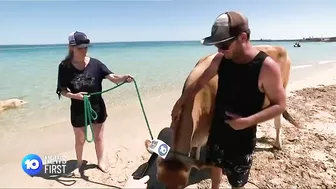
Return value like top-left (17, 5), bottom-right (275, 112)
top-left (172, 11), bottom-right (286, 188)
top-left (56, 31), bottom-right (134, 173)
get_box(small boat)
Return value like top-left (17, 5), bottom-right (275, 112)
top-left (294, 42), bottom-right (301, 47)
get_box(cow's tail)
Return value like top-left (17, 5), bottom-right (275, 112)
top-left (282, 109), bottom-right (303, 128)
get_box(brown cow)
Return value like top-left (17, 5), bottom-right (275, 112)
top-left (144, 45), bottom-right (302, 189)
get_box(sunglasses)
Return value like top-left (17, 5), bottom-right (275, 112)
top-left (77, 39), bottom-right (90, 44)
top-left (215, 37), bottom-right (236, 50)
top-left (70, 39), bottom-right (90, 47)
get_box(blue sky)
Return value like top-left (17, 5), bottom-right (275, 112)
top-left (0, 0), bottom-right (335, 45)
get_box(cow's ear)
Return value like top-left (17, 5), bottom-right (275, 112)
top-left (144, 139), bottom-right (152, 153)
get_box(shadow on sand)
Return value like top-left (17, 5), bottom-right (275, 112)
top-left (132, 136), bottom-right (278, 188)
top-left (132, 146), bottom-right (211, 189)
top-left (33, 160), bottom-right (121, 189)
top-left (31, 136), bottom-right (276, 189)
top-left (255, 136), bottom-right (280, 152)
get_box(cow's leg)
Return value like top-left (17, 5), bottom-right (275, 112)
top-left (195, 146), bottom-right (201, 160)
top-left (189, 147), bottom-right (195, 158)
top-left (273, 115), bottom-right (282, 150)
top-left (190, 146), bottom-right (201, 160)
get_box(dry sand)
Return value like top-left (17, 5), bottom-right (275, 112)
top-left (0, 62), bottom-right (336, 188)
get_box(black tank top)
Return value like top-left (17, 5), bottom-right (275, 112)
top-left (211, 51), bottom-right (267, 154)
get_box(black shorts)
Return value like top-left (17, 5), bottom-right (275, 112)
top-left (205, 120), bottom-right (256, 187)
top-left (205, 143), bottom-right (253, 187)
top-left (70, 99), bottom-right (108, 127)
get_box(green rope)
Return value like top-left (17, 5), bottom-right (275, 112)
top-left (83, 79), bottom-right (154, 143)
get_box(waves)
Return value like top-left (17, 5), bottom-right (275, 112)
top-left (292, 59), bottom-right (336, 70)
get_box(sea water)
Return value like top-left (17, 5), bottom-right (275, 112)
top-left (0, 41), bottom-right (335, 134)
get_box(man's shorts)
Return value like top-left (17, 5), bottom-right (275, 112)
top-left (205, 142), bottom-right (254, 188)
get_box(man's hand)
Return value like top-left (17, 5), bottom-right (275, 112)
top-left (123, 175), bottom-right (150, 189)
top-left (224, 112), bottom-right (252, 130)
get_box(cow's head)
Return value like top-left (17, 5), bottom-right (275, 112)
top-left (145, 139), bottom-right (209, 189)
top-left (145, 139), bottom-right (195, 188)
top-left (157, 154), bottom-right (212, 189)
top-left (157, 157), bottom-right (190, 189)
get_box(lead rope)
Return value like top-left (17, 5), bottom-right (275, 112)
top-left (83, 79), bottom-right (154, 143)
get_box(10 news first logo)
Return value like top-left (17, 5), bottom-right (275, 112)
top-left (22, 154), bottom-right (67, 176)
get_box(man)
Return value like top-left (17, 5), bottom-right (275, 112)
top-left (171, 11), bottom-right (286, 189)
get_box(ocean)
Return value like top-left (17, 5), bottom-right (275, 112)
top-left (1, 41), bottom-right (336, 135)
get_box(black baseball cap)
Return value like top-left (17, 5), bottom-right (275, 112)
top-left (68, 31), bottom-right (90, 48)
top-left (201, 11), bottom-right (250, 45)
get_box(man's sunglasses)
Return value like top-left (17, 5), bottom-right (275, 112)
top-left (215, 37), bottom-right (236, 50)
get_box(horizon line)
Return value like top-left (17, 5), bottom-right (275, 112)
top-left (0, 37), bottom-right (330, 46)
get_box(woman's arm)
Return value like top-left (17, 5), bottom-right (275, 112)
top-left (105, 73), bottom-right (130, 84)
top-left (98, 59), bottom-right (133, 84)
top-left (56, 63), bottom-right (83, 100)
top-left (56, 63), bottom-right (69, 99)
top-left (61, 89), bottom-right (86, 100)
top-left (59, 89), bottom-right (77, 99)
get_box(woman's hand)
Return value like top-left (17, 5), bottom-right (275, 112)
top-left (106, 74), bottom-right (134, 84)
top-left (123, 175), bottom-right (150, 188)
top-left (122, 74), bottom-right (134, 83)
top-left (71, 92), bottom-right (88, 100)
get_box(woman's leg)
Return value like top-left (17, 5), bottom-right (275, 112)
top-left (73, 127), bottom-right (86, 168)
top-left (93, 122), bottom-right (106, 172)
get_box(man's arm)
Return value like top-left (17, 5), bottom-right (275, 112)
top-left (247, 57), bottom-right (286, 125)
top-left (178, 53), bottom-right (222, 104)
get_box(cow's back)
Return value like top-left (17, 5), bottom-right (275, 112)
top-left (254, 45), bottom-right (291, 107)
top-left (172, 53), bottom-right (218, 154)
top-left (254, 45), bottom-right (291, 88)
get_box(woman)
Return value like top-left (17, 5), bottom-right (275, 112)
top-left (56, 31), bottom-right (134, 173)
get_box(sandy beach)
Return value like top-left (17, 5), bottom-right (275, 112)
top-left (0, 61), bottom-right (336, 188)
